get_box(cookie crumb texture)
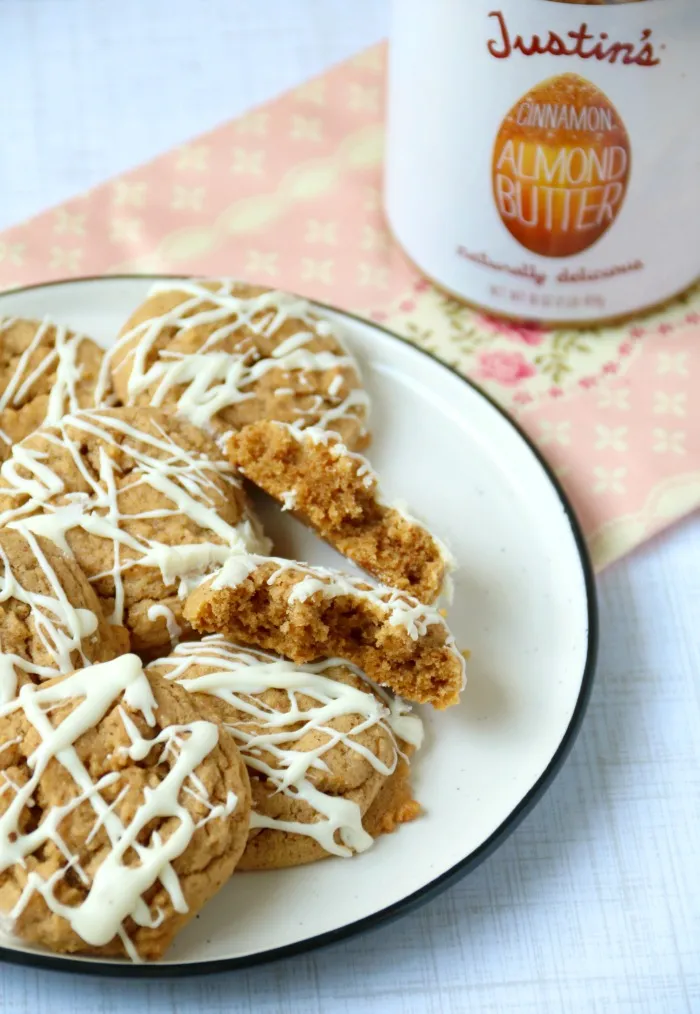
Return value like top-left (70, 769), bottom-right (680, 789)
top-left (109, 280), bottom-right (370, 450)
top-left (0, 407), bottom-right (267, 654)
top-left (149, 636), bottom-right (423, 869)
top-left (0, 527), bottom-right (123, 703)
top-left (0, 658), bottom-right (251, 961)
top-left (230, 420), bottom-right (449, 603)
top-left (0, 318), bottom-right (107, 462)
top-left (184, 558), bottom-right (465, 708)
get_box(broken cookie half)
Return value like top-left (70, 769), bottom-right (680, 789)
top-left (184, 554), bottom-right (466, 709)
top-left (228, 420), bottom-right (454, 604)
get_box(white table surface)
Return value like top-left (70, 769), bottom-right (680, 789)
top-left (0, 2), bottom-right (698, 1011)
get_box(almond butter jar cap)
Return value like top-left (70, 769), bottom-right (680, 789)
top-left (385, 0), bottom-right (700, 325)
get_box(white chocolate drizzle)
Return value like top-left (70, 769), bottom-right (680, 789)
top-left (0, 318), bottom-right (106, 454)
top-left (147, 604), bottom-right (182, 646)
top-left (0, 525), bottom-right (102, 705)
top-left (0, 655), bottom-right (238, 962)
top-left (0, 410), bottom-right (270, 626)
top-left (280, 490), bottom-right (297, 512)
top-left (149, 636), bottom-right (422, 857)
top-left (98, 280), bottom-right (370, 439)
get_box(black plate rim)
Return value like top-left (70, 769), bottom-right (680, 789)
top-left (0, 275), bottom-right (599, 979)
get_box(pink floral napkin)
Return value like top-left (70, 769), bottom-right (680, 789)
top-left (0, 42), bottom-right (697, 570)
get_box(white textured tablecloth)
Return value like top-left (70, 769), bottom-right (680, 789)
top-left (0, 3), bottom-right (698, 1011)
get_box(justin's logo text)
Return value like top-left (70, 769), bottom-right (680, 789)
top-left (487, 10), bottom-right (662, 68)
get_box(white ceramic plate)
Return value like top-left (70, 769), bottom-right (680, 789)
top-left (0, 277), bottom-right (597, 977)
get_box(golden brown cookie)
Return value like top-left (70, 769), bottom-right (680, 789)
top-left (107, 280), bottom-right (370, 450)
top-left (0, 655), bottom-right (251, 962)
top-left (0, 526), bottom-right (125, 703)
top-left (229, 420), bottom-right (453, 603)
top-left (184, 556), bottom-right (466, 709)
top-left (362, 755), bottom-right (421, 838)
top-left (147, 636), bottom-right (423, 869)
top-left (0, 407), bottom-right (269, 655)
top-left (0, 318), bottom-right (109, 462)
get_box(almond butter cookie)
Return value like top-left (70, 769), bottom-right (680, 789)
top-left (105, 280), bottom-right (370, 450)
top-left (229, 420), bottom-right (453, 603)
top-left (0, 317), bottom-right (109, 461)
top-left (184, 556), bottom-right (466, 708)
top-left (0, 526), bottom-right (125, 704)
top-left (0, 407), bottom-right (269, 655)
top-left (148, 636), bottom-right (422, 869)
top-left (0, 655), bottom-right (251, 961)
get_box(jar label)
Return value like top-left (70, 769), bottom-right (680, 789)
top-left (386, 0), bottom-right (700, 322)
top-left (492, 73), bottom-right (631, 258)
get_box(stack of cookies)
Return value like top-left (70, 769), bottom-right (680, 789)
top-left (0, 281), bottom-right (466, 962)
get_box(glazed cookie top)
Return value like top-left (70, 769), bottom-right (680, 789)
top-left (0, 407), bottom-right (269, 654)
top-left (0, 527), bottom-right (122, 704)
top-left (104, 280), bottom-right (370, 450)
top-left (0, 656), bottom-right (251, 962)
top-left (148, 636), bottom-right (423, 864)
top-left (0, 318), bottom-right (108, 462)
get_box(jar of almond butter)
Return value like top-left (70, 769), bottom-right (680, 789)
top-left (385, 0), bottom-right (700, 324)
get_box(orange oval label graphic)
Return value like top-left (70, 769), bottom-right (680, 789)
top-left (492, 73), bottom-right (631, 258)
